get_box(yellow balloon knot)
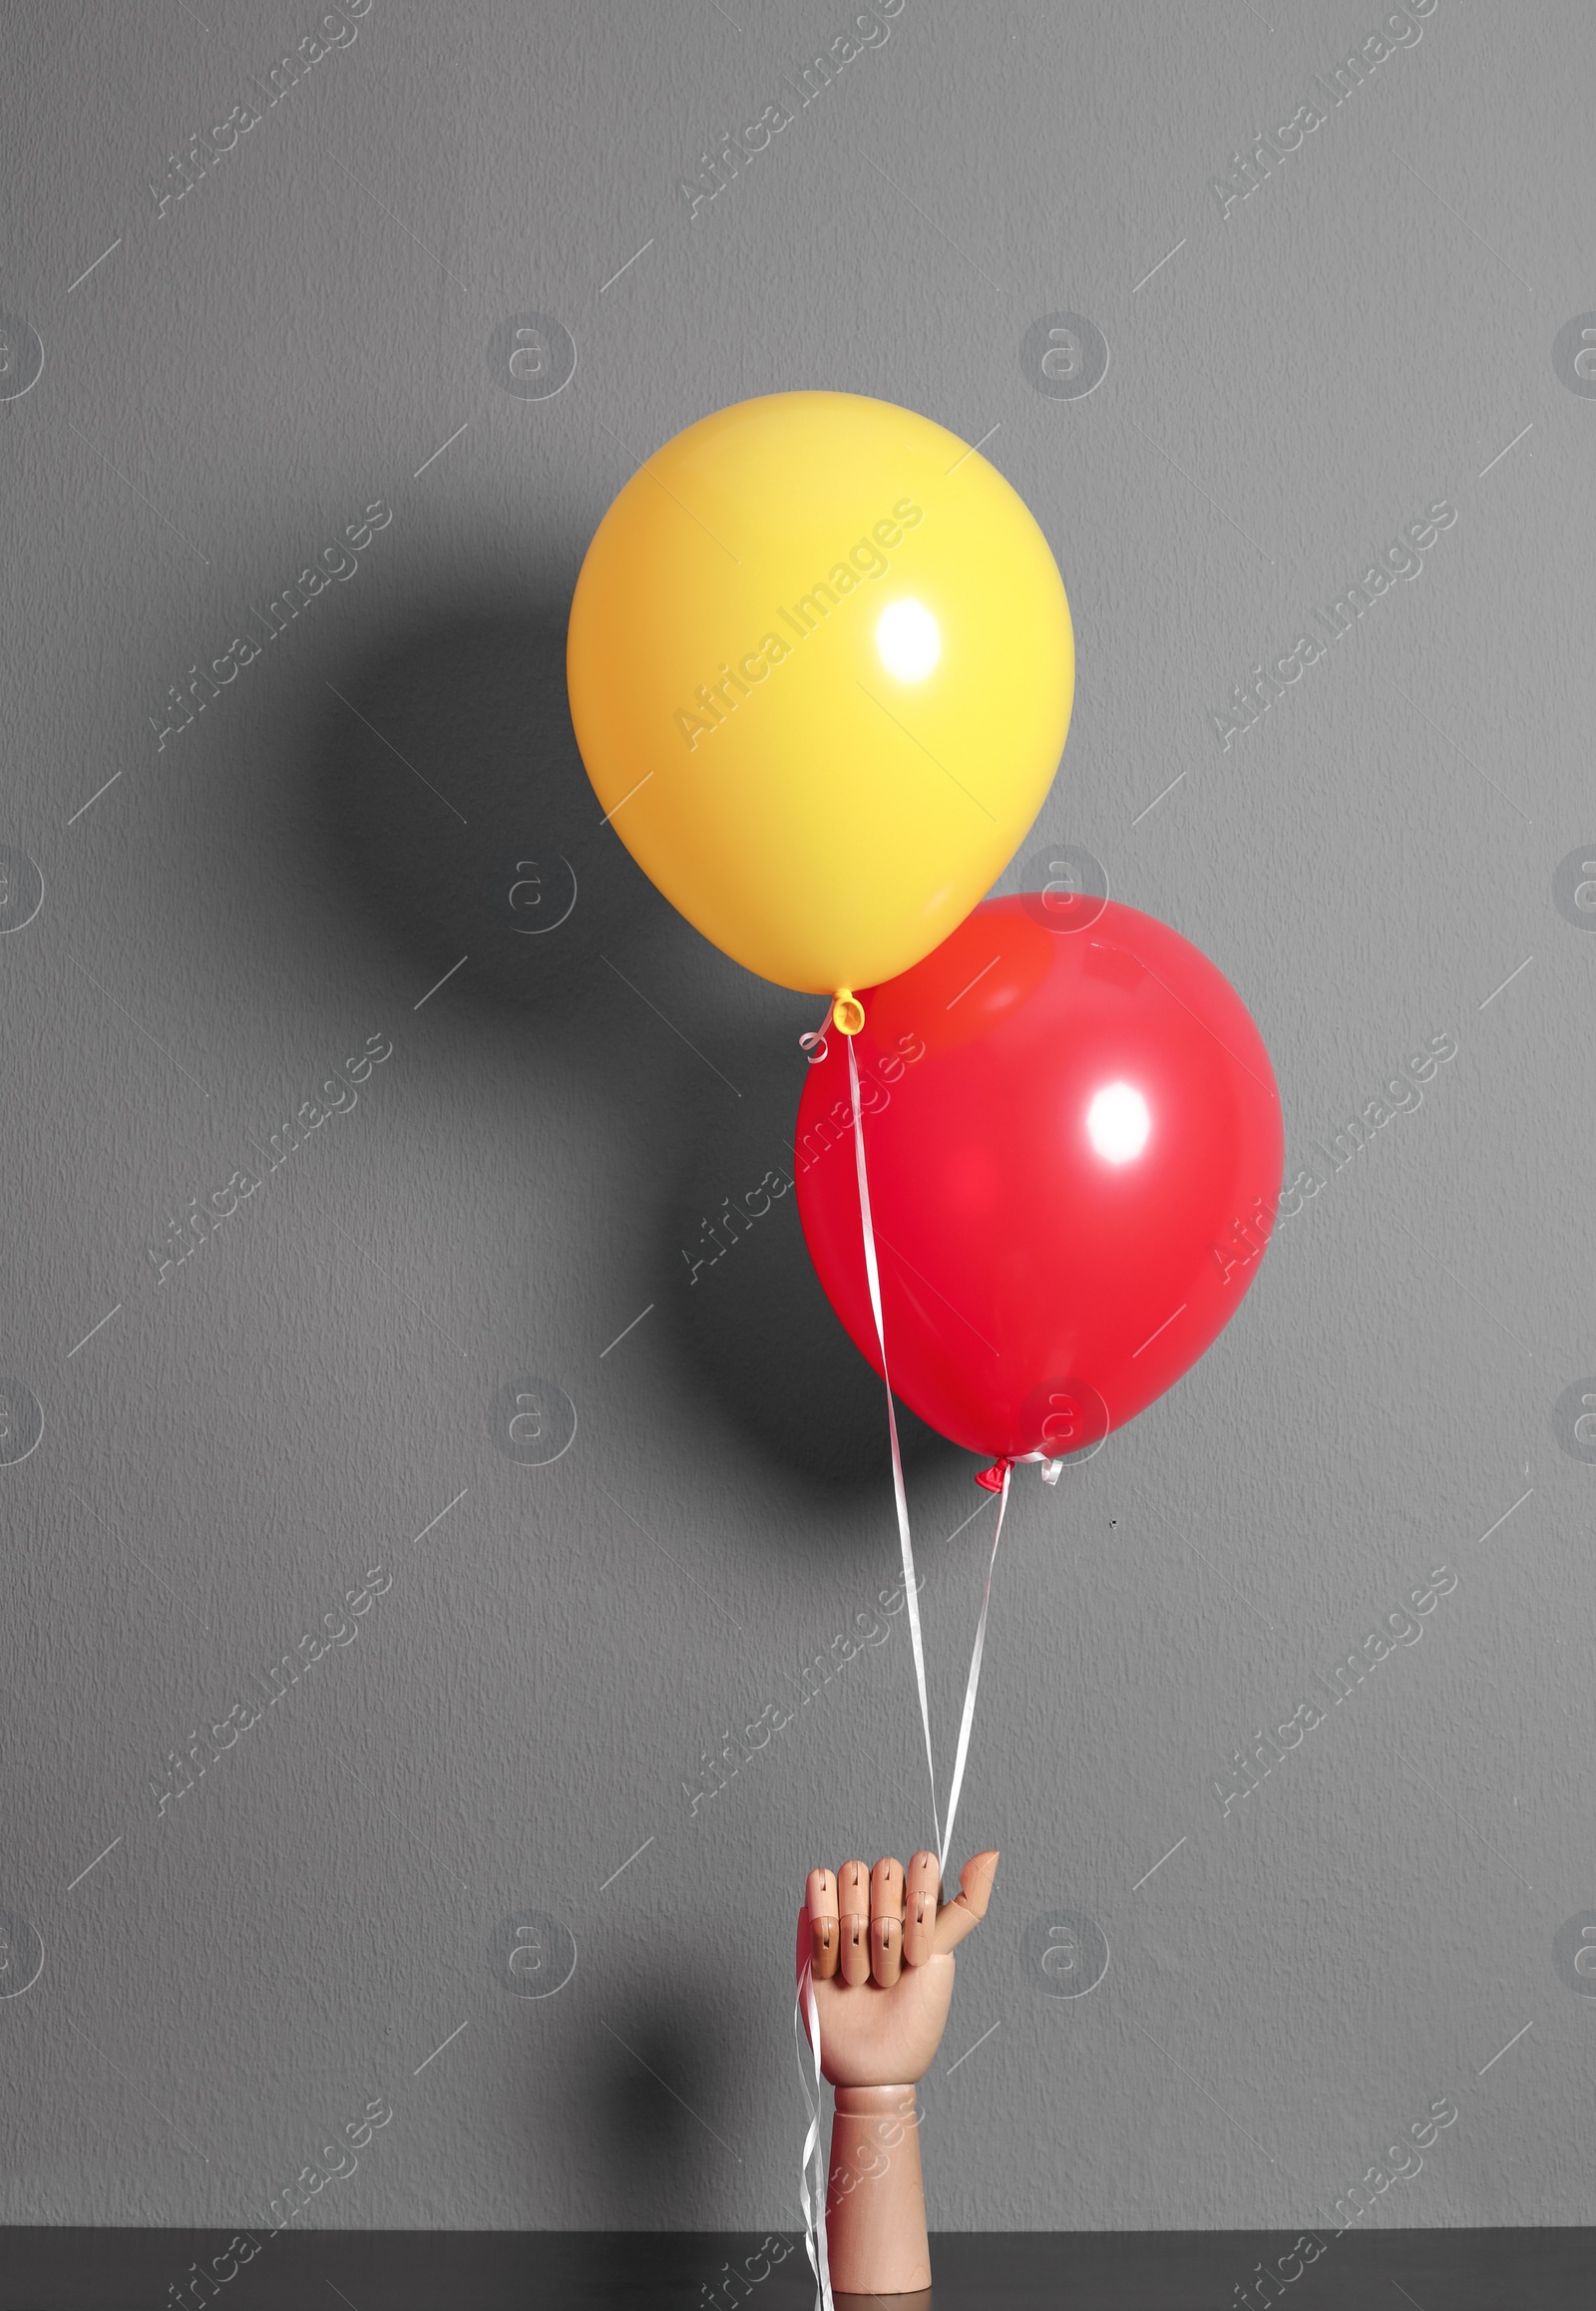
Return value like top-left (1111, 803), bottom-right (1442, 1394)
top-left (831, 990), bottom-right (866, 1036)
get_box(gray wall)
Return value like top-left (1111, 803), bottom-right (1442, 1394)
top-left (1, 0), bottom-right (1593, 2241)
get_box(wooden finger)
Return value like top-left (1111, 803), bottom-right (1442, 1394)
top-left (933, 1849), bottom-right (999, 1958)
top-left (903, 1850), bottom-right (940, 1967)
top-left (871, 1912), bottom-right (903, 1987)
top-left (838, 1859), bottom-right (871, 1986)
top-left (806, 1866), bottom-right (839, 1981)
top-left (870, 1856), bottom-right (905, 1928)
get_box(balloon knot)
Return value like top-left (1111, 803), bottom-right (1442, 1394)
top-left (974, 1459), bottom-right (1010, 1493)
top-left (831, 989), bottom-right (865, 1036)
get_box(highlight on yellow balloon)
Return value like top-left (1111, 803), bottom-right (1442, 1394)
top-left (567, 391), bottom-right (1074, 995)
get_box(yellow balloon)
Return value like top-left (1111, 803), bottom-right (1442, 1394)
top-left (567, 390), bottom-right (1073, 996)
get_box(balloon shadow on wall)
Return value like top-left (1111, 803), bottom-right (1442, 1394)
top-left (301, 595), bottom-right (956, 1506)
top-left (306, 595), bottom-right (674, 1056)
top-left (651, 1010), bottom-right (963, 1508)
top-left (569, 1985), bottom-right (739, 2229)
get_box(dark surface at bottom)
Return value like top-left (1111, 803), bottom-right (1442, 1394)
top-left (0, 2227), bottom-right (1590, 2308)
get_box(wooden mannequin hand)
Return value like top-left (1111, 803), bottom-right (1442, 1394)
top-left (796, 1850), bottom-right (998, 2088)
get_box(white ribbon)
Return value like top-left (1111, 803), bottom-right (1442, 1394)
top-left (938, 1459), bottom-right (1009, 1882)
top-left (794, 1956), bottom-right (835, 2311)
top-left (848, 1036), bottom-right (944, 1864)
top-left (844, 1033), bottom-right (1040, 1873)
top-left (795, 1027), bottom-right (1041, 2302)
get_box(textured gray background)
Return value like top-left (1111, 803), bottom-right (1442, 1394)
top-left (1, 0), bottom-right (1593, 2243)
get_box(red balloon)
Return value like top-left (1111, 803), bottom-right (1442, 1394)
top-left (795, 896), bottom-right (1283, 1468)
